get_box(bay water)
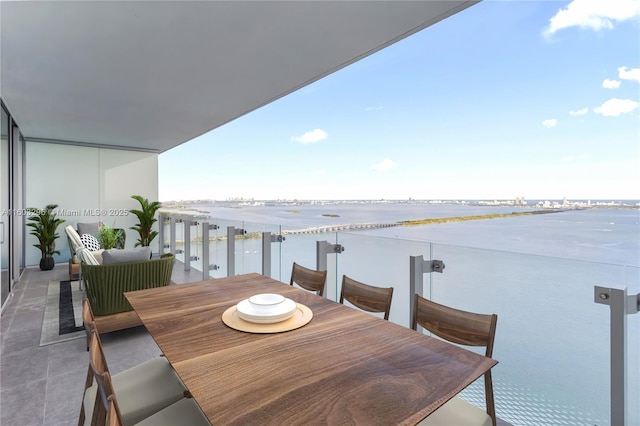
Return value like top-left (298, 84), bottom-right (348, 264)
top-left (181, 201), bottom-right (639, 266)
top-left (165, 201), bottom-right (639, 425)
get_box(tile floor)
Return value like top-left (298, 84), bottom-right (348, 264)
top-left (0, 262), bottom-right (202, 426)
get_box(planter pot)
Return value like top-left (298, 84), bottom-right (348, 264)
top-left (40, 257), bottom-right (55, 271)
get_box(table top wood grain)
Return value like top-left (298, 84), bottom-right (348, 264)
top-left (125, 273), bottom-right (497, 425)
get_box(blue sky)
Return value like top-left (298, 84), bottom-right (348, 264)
top-left (159, 0), bottom-right (640, 201)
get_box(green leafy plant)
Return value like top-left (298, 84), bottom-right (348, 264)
top-left (26, 204), bottom-right (65, 259)
top-left (98, 223), bottom-right (123, 249)
top-left (129, 195), bottom-right (162, 247)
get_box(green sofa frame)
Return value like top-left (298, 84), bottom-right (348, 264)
top-left (82, 254), bottom-right (174, 335)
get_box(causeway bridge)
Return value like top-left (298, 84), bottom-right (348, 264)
top-left (283, 223), bottom-right (398, 235)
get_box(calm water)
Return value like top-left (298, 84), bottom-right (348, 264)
top-left (184, 202), bottom-right (640, 266)
top-left (165, 202), bottom-right (640, 425)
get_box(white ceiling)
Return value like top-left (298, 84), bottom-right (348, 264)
top-left (1, 1), bottom-right (478, 153)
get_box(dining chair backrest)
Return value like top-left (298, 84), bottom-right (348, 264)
top-left (339, 275), bottom-right (394, 320)
top-left (412, 294), bottom-right (498, 425)
top-left (106, 395), bottom-right (124, 426)
top-left (88, 328), bottom-right (114, 426)
top-left (83, 298), bottom-right (96, 351)
top-left (80, 300), bottom-right (100, 425)
top-left (289, 262), bottom-right (327, 296)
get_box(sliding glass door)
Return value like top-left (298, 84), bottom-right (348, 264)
top-left (1, 102), bottom-right (26, 312)
top-left (1, 105), bottom-right (9, 308)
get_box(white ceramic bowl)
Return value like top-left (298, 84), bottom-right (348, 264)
top-left (236, 294), bottom-right (297, 324)
top-left (248, 293), bottom-right (285, 313)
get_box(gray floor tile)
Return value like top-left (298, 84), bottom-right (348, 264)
top-left (6, 296), bottom-right (45, 315)
top-left (1, 294), bottom-right (23, 317)
top-left (21, 279), bottom-right (50, 295)
top-left (4, 309), bottom-right (45, 334)
top-left (47, 337), bottom-right (89, 379)
top-left (44, 369), bottom-right (85, 426)
top-left (0, 379), bottom-right (46, 426)
top-left (1, 328), bottom-right (41, 356)
top-left (1, 314), bottom-right (13, 332)
top-left (0, 345), bottom-right (49, 389)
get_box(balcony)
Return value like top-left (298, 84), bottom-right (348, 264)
top-left (2, 211), bottom-right (637, 425)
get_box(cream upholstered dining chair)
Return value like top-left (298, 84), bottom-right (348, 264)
top-left (289, 262), bottom-right (327, 296)
top-left (412, 295), bottom-right (498, 426)
top-left (339, 275), bottom-right (394, 320)
top-left (87, 329), bottom-right (209, 426)
top-left (106, 395), bottom-right (121, 426)
top-left (80, 304), bottom-right (189, 426)
top-left (105, 391), bottom-right (209, 426)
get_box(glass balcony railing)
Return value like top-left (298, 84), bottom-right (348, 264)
top-left (159, 212), bottom-right (639, 426)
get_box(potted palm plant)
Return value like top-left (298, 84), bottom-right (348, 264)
top-left (27, 204), bottom-right (65, 270)
top-left (129, 195), bottom-right (162, 248)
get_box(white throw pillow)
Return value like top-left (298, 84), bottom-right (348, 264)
top-left (76, 247), bottom-right (100, 266)
top-left (65, 225), bottom-right (83, 250)
top-left (80, 233), bottom-right (101, 251)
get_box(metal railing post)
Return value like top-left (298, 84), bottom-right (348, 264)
top-left (169, 217), bottom-right (178, 255)
top-left (202, 221), bottom-right (210, 280)
top-left (316, 241), bottom-right (344, 297)
top-left (184, 219), bottom-right (191, 271)
top-left (158, 214), bottom-right (166, 255)
top-left (409, 255), bottom-right (424, 324)
top-left (227, 226), bottom-right (246, 277)
top-left (183, 220), bottom-right (200, 271)
top-left (262, 232), bottom-right (285, 277)
top-left (227, 226), bottom-right (235, 277)
top-left (595, 285), bottom-right (640, 426)
top-left (409, 255), bottom-right (445, 329)
top-left (201, 221), bottom-right (219, 281)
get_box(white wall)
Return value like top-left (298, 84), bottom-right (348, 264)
top-left (25, 142), bottom-right (159, 266)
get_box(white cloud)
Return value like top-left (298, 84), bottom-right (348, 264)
top-left (569, 108), bottom-right (589, 116)
top-left (365, 106), bottom-right (383, 111)
top-left (371, 159), bottom-right (398, 172)
top-left (602, 79), bottom-right (621, 89)
top-left (594, 98), bottom-right (639, 116)
top-left (544, 0), bottom-right (640, 37)
top-left (291, 128), bottom-right (328, 144)
top-left (542, 119), bottom-right (558, 128)
top-left (618, 66), bottom-right (640, 82)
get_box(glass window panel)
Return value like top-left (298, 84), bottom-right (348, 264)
top-left (1, 106), bottom-right (9, 307)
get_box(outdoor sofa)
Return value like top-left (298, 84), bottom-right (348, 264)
top-left (78, 247), bottom-right (174, 336)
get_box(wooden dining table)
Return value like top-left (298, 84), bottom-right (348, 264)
top-left (125, 273), bottom-right (497, 425)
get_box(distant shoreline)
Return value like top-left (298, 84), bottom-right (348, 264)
top-left (161, 208), bottom-right (570, 238)
top-left (162, 199), bottom-right (640, 211)
top-left (399, 209), bottom-right (561, 226)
